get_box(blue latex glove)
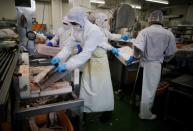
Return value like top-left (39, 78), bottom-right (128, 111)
top-left (56, 64), bottom-right (67, 73)
top-left (121, 34), bottom-right (129, 41)
top-left (46, 34), bottom-right (54, 40)
top-left (126, 56), bottom-right (136, 65)
top-left (47, 41), bottom-right (53, 47)
top-left (51, 57), bottom-right (60, 66)
top-left (76, 44), bottom-right (82, 54)
top-left (111, 47), bottom-right (119, 57)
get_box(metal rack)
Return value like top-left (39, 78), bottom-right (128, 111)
top-left (0, 44), bottom-right (18, 123)
top-left (13, 55), bottom-right (84, 131)
top-left (171, 25), bottom-right (193, 43)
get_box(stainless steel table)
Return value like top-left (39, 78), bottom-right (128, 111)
top-left (13, 55), bottom-right (84, 131)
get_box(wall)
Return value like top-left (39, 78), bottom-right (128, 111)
top-left (62, 2), bottom-right (73, 17)
top-left (186, 5), bottom-right (193, 23)
top-left (168, 5), bottom-right (188, 26)
top-left (166, 5), bottom-right (193, 26)
top-left (51, 0), bottom-right (63, 30)
top-left (35, 2), bottom-right (52, 31)
top-left (135, 5), bottom-right (193, 27)
top-left (35, 0), bottom-right (112, 32)
top-left (0, 0), bottom-right (16, 20)
top-left (35, 0), bottom-right (73, 32)
top-left (76, 0), bottom-right (91, 9)
top-left (1, 0), bottom-right (193, 30)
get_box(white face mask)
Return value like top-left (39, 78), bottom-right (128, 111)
top-left (102, 21), bottom-right (109, 28)
top-left (72, 25), bottom-right (83, 41)
top-left (95, 19), bottom-right (103, 27)
top-left (95, 19), bottom-right (108, 28)
top-left (72, 25), bottom-right (82, 32)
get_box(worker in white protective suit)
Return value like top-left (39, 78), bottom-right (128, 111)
top-left (47, 17), bottom-right (72, 47)
top-left (50, 7), bottom-right (115, 122)
top-left (16, 0), bottom-right (36, 54)
top-left (95, 12), bottom-right (129, 56)
top-left (94, 12), bottom-right (129, 56)
top-left (128, 10), bottom-right (176, 120)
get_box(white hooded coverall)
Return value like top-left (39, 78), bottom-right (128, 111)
top-left (50, 26), bottom-right (72, 48)
top-left (16, 0), bottom-right (36, 54)
top-left (56, 7), bottom-right (114, 113)
top-left (94, 12), bottom-right (122, 50)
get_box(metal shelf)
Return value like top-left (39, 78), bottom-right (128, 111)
top-left (13, 56), bottom-right (84, 131)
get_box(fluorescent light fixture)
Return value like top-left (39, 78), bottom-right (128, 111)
top-left (90, 0), bottom-right (105, 4)
top-left (130, 4), bottom-right (141, 9)
top-left (145, 0), bottom-right (169, 4)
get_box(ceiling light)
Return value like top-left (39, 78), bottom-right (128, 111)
top-left (145, 0), bottom-right (169, 5)
top-left (130, 4), bottom-right (141, 9)
top-left (90, 0), bottom-right (105, 4)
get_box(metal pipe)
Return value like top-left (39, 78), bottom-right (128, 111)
top-left (0, 50), bottom-right (4, 56)
top-left (15, 99), bottom-right (84, 119)
top-left (0, 51), bottom-right (7, 61)
top-left (0, 51), bottom-right (18, 105)
top-left (0, 55), bottom-right (14, 85)
top-left (0, 52), bottom-right (9, 64)
top-left (0, 54), bottom-right (12, 75)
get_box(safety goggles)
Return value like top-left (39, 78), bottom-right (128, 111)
top-left (63, 22), bottom-right (68, 25)
top-left (70, 22), bottom-right (79, 26)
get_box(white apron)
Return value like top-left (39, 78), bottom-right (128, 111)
top-left (79, 48), bottom-right (114, 113)
top-left (139, 62), bottom-right (161, 118)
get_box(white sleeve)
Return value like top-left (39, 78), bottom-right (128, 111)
top-left (104, 43), bottom-right (113, 51)
top-left (133, 30), bottom-right (146, 52)
top-left (165, 32), bottom-right (176, 56)
top-left (100, 42), bottom-right (113, 51)
top-left (50, 34), bottom-right (59, 46)
top-left (105, 29), bottom-right (121, 41)
top-left (65, 29), bottom-right (99, 71)
top-left (99, 29), bottom-right (120, 51)
top-left (56, 36), bottom-right (77, 62)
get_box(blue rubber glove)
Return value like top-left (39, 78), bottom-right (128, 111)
top-left (111, 47), bottom-right (119, 57)
top-left (46, 34), bottom-right (54, 40)
top-left (51, 57), bottom-right (60, 66)
top-left (56, 64), bottom-right (67, 73)
top-left (121, 34), bottom-right (129, 41)
top-left (76, 44), bottom-right (82, 54)
top-left (47, 41), bottom-right (53, 47)
top-left (126, 56), bottom-right (136, 65)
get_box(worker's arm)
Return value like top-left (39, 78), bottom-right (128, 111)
top-left (125, 31), bottom-right (146, 65)
top-left (164, 31), bottom-right (177, 57)
top-left (133, 30), bottom-right (146, 53)
top-left (56, 36), bottom-right (77, 62)
top-left (99, 29), bottom-right (121, 51)
top-left (104, 29), bottom-right (122, 41)
top-left (100, 42), bottom-right (113, 51)
top-left (133, 45), bottom-right (141, 58)
top-left (65, 29), bottom-right (99, 71)
top-left (50, 29), bottom-right (62, 46)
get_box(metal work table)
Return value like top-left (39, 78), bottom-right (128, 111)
top-left (109, 40), bottom-right (139, 100)
top-left (13, 55), bottom-right (84, 131)
top-left (116, 54), bottom-right (139, 100)
top-left (111, 39), bottom-right (133, 48)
